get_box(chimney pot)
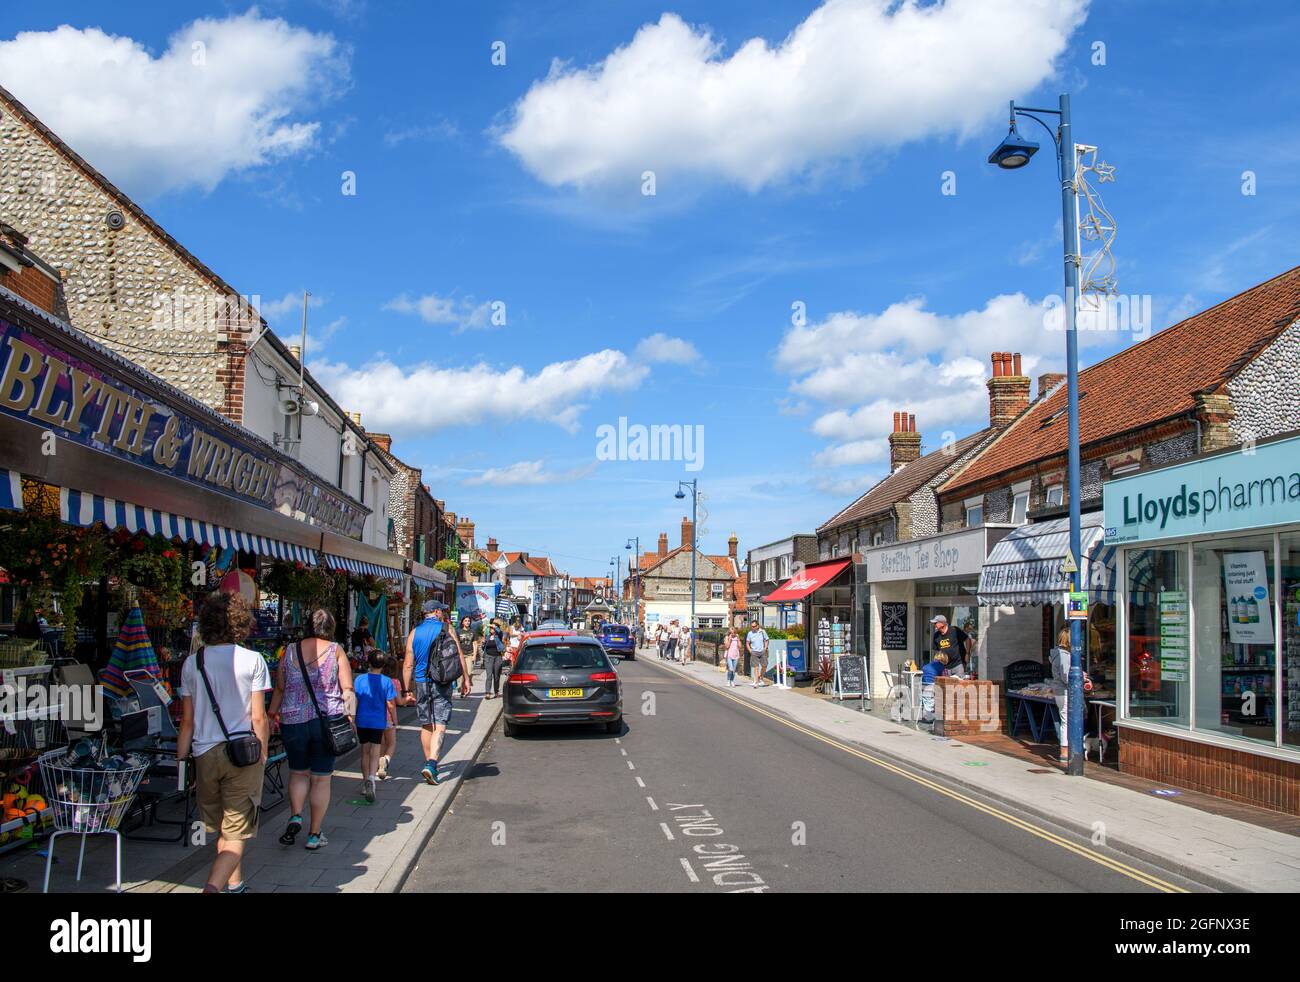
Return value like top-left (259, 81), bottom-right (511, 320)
top-left (888, 413), bottom-right (923, 471)
top-left (908, 413), bottom-right (916, 433)
top-left (988, 354), bottom-right (1032, 426)
top-left (1013, 352), bottom-right (1023, 376)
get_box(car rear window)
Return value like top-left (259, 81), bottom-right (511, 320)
top-left (603, 626), bottom-right (629, 637)
top-left (518, 643), bottom-right (611, 672)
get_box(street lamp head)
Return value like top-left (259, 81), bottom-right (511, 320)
top-left (674, 489), bottom-right (686, 500)
top-left (988, 119), bottom-right (1039, 170)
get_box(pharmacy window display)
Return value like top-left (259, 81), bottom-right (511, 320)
top-left (1105, 432), bottom-right (1300, 760)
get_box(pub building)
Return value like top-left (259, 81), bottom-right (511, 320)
top-left (1103, 431), bottom-right (1300, 814)
top-left (0, 257), bottom-right (409, 659)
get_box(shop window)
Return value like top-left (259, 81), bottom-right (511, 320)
top-left (1126, 547), bottom-right (1190, 728)
top-left (1283, 532), bottom-right (1300, 750)
top-left (1194, 535), bottom-right (1278, 747)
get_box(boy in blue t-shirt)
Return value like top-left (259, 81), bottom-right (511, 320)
top-left (355, 650), bottom-right (397, 802)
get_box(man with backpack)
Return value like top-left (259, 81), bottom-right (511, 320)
top-left (403, 600), bottom-right (472, 785)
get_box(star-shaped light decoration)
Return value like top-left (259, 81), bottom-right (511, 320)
top-left (1092, 160), bottom-right (1116, 183)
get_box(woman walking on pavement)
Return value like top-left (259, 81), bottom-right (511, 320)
top-left (270, 608), bottom-right (354, 852)
top-left (724, 626), bottom-right (742, 687)
top-left (456, 615), bottom-right (476, 700)
top-left (665, 620), bottom-right (680, 661)
top-left (482, 618), bottom-right (506, 699)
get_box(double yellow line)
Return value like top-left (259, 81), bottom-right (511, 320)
top-left (667, 666), bottom-right (1188, 893)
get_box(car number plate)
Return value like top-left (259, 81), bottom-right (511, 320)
top-left (548, 688), bottom-right (584, 699)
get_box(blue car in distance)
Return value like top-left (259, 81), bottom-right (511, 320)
top-left (596, 623), bottom-right (636, 660)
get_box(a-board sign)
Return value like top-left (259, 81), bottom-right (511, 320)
top-left (881, 602), bottom-right (908, 651)
top-left (834, 654), bottom-right (866, 699)
top-left (1003, 658), bottom-right (1046, 693)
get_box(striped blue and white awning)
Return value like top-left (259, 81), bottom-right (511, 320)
top-left (977, 511), bottom-right (1117, 606)
top-left (1, 469), bottom-right (22, 512)
top-left (60, 487), bottom-right (318, 564)
top-left (322, 553), bottom-right (404, 580)
top-left (412, 574), bottom-right (440, 590)
top-left (496, 597), bottom-right (520, 619)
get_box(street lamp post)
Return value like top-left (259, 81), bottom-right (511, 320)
top-left (626, 536), bottom-right (640, 644)
top-left (675, 480), bottom-right (698, 663)
top-left (609, 558), bottom-right (620, 622)
top-left (988, 93), bottom-right (1085, 776)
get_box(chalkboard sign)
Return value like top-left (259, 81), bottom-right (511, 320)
top-left (834, 655), bottom-right (867, 699)
top-left (881, 602), bottom-right (908, 651)
top-left (1004, 658), bottom-right (1046, 694)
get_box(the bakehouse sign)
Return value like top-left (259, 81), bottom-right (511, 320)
top-left (0, 318), bottom-right (366, 539)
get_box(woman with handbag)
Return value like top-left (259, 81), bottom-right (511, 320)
top-left (177, 592), bottom-right (271, 894)
top-left (269, 608), bottom-right (356, 851)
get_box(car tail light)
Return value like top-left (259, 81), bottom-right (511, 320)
top-left (508, 673), bottom-right (538, 685)
top-left (589, 672), bottom-right (618, 683)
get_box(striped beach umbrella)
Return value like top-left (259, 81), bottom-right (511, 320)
top-left (100, 606), bottom-right (161, 697)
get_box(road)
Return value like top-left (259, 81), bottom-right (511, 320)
top-left (403, 653), bottom-right (1205, 893)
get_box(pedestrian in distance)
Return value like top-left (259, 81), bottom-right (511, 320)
top-left (403, 600), bottom-right (472, 785)
top-left (350, 615), bottom-right (374, 654)
top-left (724, 626), bottom-right (742, 687)
top-left (1050, 628), bottom-right (1092, 766)
top-left (747, 620), bottom-right (770, 688)
top-left (377, 650), bottom-right (403, 781)
top-left (354, 650), bottom-right (397, 802)
top-left (666, 620), bottom-right (680, 661)
top-left (456, 615), bottom-right (476, 700)
top-left (269, 608), bottom-right (355, 852)
top-left (656, 623), bottom-right (667, 659)
top-left (506, 617), bottom-right (524, 666)
top-left (680, 623), bottom-right (693, 663)
top-left (482, 619), bottom-right (506, 699)
top-left (177, 592), bottom-right (270, 894)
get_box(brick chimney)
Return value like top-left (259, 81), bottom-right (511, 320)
top-left (987, 352), bottom-right (1031, 427)
top-left (455, 517), bottom-right (475, 548)
top-left (657, 532), bottom-right (669, 557)
top-left (888, 411), bottom-right (922, 471)
top-left (681, 516), bottom-right (694, 550)
top-left (487, 537), bottom-right (498, 552)
top-left (728, 532), bottom-right (738, 560)
top-left (1037, 372), bottom-right (1066, 400)
top-left (0, 223), bottom-right (63, 316)
top-left (368, 432), bottom-right (393, 453)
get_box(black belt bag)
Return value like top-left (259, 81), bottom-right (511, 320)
top-left (196, 649), bottom-right (263, 768)
top-left (296, 644), bottom-right (359, 757)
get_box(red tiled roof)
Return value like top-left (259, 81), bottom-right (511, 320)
top-left (819, 427), bottom-right (998, 533)
top-left (943, 265), bottom-right (1300, 496)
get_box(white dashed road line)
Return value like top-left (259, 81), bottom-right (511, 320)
top-left (646, 796), bottom-right (659, 811)
top-left (635, 776), bottom-right (646, 788)
top-left (680, 858), bottom-right (700, 883)
top-left (660, 822), bottom-right (675, 841)
top-left (627, 761), bottom-right (636, 770)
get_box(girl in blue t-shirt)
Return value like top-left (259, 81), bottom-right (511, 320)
top-left (354, 650), bottom-right (397, 802)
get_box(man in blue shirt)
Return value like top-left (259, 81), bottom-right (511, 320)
top-left (403, 600), bottom-right (471, 785)
top-left (746, 621), bottom-right (770, 688)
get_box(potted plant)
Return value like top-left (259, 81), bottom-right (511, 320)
top-left (814, 654), bottom-right (835, 695)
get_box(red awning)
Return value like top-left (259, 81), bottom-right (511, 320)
top-left (763, 559), bottom-right (852, 603)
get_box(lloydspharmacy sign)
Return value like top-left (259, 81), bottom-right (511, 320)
top-left (1103, 434), bottom-right (1300, 544)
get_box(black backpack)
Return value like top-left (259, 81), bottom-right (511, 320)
top-left (425, 629), bottom-right (463, 685)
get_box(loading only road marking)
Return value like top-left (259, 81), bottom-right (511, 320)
top-left (654, 664), bottom-right (1185, 894)
top-left (666, 802), bottom-right (771, 893)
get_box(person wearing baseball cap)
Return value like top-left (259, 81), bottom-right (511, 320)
top-left (930, 613), bottom-right (971, 677)
top-left (402, 598), bottom-right (469, 785)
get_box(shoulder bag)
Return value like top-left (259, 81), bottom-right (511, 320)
top-left (196, 648), bottom-right (263, 768)
top-left (296, 642), bottom-right (359, 756)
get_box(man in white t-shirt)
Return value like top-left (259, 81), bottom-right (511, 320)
top-left (178, 593), bottom-right (271, 895)
top-left (746, 621), bottom-right (770, 688)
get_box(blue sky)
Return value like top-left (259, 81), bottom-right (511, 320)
top-left (4, 1), bottom-right (1298, 576)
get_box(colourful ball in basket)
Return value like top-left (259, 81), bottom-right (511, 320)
top-left (219, 569), bottom-right (257, 603)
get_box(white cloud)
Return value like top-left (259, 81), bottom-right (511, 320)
top-left (634, 333), bottom-right (701, 365)
top-left (304, 316), bottom-right (346, 353)
top-left (384, 293), bottom-right (498, 331)
top-left (260, 290), bottom-right (324, 322)
top-left (310, 349), bottom-right (648, 435)
top-left (464, 460), bottom-right (598, 487)
top-left (0, 13), bottom-right (349, 198)
top-left (777, 291), bottom-right (1107, 469)
top-left (498, 0), bottom-right (1088, 192)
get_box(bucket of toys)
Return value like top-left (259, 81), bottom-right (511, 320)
top-left (37, 742), bottom-right (148, 835)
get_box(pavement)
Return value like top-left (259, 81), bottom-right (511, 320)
top-left (0, 689), bottom-right (501, 894)
top-left (636, 648), bottom-right (1300, 893)
top-left (404, 651), bottom-right (1208, 893)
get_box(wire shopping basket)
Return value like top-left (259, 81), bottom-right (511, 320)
top-left (37, 747), bottom-right (148, 835)
top-left (0, 640), bottom-right (48, 670)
